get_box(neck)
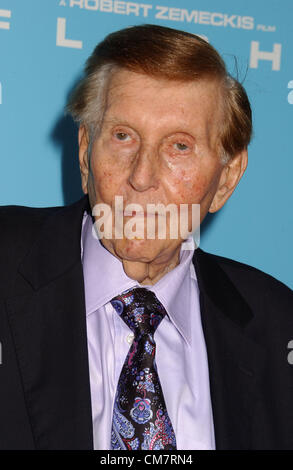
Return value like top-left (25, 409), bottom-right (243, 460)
top-left (122, 253), bottom-right (181, 285)
top-left (101, 241), bottom-right (181, 285)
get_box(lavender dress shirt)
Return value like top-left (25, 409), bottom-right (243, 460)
top-left (80, 211), bottom-right (215, 450)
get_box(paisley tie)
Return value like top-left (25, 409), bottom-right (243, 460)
top-left (110, 287), bottom-right (177, 450)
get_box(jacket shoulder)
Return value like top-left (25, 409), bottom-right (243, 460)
top-left (209, 251), bottom-right (291, 291)
top-left (0, 203), bottom-right (64, 244)
top-left (204, 250), bottom-right (293, 319)
top-left (0, 202), bottom-right (62, 218)
top-left (0, 203), bottom-right (65, 295)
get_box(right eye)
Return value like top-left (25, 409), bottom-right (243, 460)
top-left (114, 132), bottom-right (131, 141)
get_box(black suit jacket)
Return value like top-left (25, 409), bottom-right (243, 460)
top-left (0, 195), bottom-right (292, 450)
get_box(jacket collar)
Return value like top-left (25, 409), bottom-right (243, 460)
top-left (6, 195), bottom-right (94, 449)
top-left (193, 247), bottom-right (254, 327)
top-left (192, 248), bottom-right (266, 449)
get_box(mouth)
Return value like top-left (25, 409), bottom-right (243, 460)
top-left (121, 209), bottom-right (161, 218)
top-left (123, 210), bottom-right (145, 217)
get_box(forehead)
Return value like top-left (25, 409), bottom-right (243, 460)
top-left (104, 69), bottom-right (223, 136)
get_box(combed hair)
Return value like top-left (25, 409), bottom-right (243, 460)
top-left (67, 24), bottom-right (252, 161)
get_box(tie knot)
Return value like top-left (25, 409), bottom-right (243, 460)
top-left (111, 287), bottom-right (166, 336)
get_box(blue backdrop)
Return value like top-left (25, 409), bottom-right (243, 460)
top-left (1, 0), bottom-right (292, 288)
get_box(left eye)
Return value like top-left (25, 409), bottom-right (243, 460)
top-left (175, 142), bottom-right (189, 151)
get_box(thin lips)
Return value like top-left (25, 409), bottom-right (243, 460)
top-left (114, 208), bottom-right (164, 216)
top-left (122, 210), bottom-right (163, 217)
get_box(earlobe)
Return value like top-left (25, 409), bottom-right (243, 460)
top-left (209, 149), bottom-right (248, 213)
top-left (78, 125), bottom-right (90, 195)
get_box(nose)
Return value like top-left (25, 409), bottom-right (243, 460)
top-left (128, 146), bottom-right (159, 192)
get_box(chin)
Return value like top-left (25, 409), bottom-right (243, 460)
top-left (111, 238), bottom-right (166, 263)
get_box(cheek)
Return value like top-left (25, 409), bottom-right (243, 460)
top-left (100, 170), bottom-right (114, 191)
top-left (168, 168), bottom-right (210, 204)
top-left (90, 157), bottom-right (116, 198)
top-left (90, 142), bottom-right (132, 189)
top-left (90, 157), bottom-right (130, 205)
top-left (189, 173), bottom-right (211, 199)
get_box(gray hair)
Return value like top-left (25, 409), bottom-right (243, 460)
top-left (67, 62), bottom-right (118, 146)
top-left (66, 25), bottom-right (252, 164)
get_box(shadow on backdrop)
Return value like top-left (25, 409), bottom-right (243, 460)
top-left (51, 113), bottom-right (83, 206)
top-left (51, 74), bottom-right (84, 206)
top-left (200, 211), bottom-right (219, 241)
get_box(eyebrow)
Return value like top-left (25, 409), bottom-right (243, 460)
top-left (103, 117), bottom-right (197, 135)
top-left (101, 115), bottom-right (209, 145)
top-left (102, 117), bottom-right (132, 127)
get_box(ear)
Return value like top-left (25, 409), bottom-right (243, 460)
top-left (78, 125), bottom-right (90, 194)
top-left (209, 149), bottom-right (248, 213)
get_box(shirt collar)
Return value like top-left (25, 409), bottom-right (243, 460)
top-left (81, 212), bottom-right (197, 345)
top-left (149, 240), bottom-right (196, 345)
top-left (81, 212), bottom-right (139, 314)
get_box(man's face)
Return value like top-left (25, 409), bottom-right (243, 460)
top-left (79, 69), bottom-right (232, 267)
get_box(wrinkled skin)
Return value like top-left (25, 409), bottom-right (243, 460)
top-left (79, 69), bottom-right (247, 285)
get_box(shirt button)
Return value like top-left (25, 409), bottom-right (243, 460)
top-left (126, 333), bottom-right (134, 345)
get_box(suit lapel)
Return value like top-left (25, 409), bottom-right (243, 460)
top-left (5, 196), bottom-right (94, 449)
top-left (193, 248), bottom-right (267, 450)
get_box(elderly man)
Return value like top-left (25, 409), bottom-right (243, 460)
top-left (0, 25), bottom-right (292, 450)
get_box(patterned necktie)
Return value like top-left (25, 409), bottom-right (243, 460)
top-left (110, 287), bottom-right (177, 450)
